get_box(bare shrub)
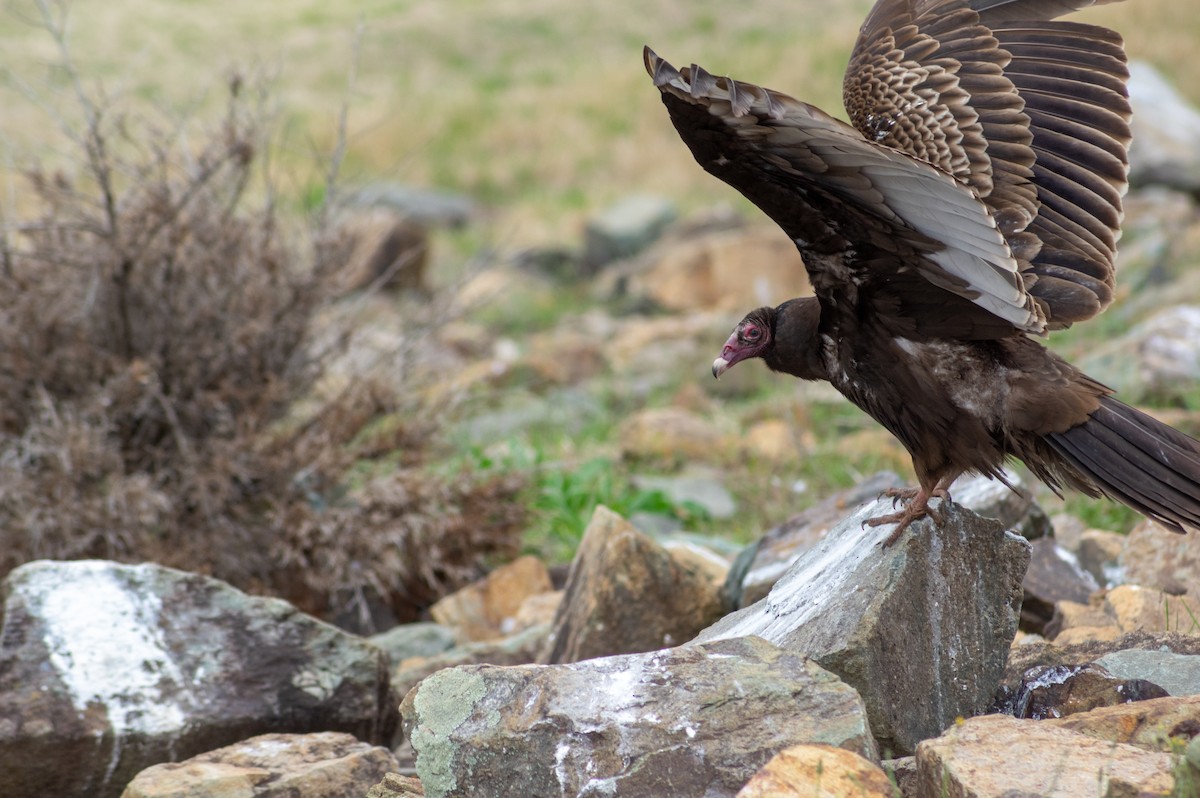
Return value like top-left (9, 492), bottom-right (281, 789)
top-left (0, 12), bottom-right (525, 629)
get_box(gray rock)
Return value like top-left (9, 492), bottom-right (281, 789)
top-left (1000, 632), bottom-right (1200, 698)
top-left (632, 468), bottom-right (737, 519)
top-left (542, 506), bottom-right (725, 664)
top-left (369, 622), bottom-right (458, 668)
top-left (1077, 529), bottom-right (1126, 588)
top-left (341, 183), bottom-right (475, 228)
top-left (1095, 649), bottom-right (1200, 697)
top-left (1128, 61), bottom-right (1200, 193)
top-left (0, 560), bottom-right (398, 798)
top-left (950, 470), bottom-right (1051, 540)
top-left (1078, 305), bottom-right (1200, 405)
top-left (122, 732), bottom-right (400, 798)
top-left (392, 623), bottom-right (551, 700)
top-left (695, 498), bottom-right (1031, 755)
top-left (1020, 538), bottom-right (1100, 634)
top-left (401, 636), bottom-right (877, 798)
top-left (722, 471), bottom-right (906, 610)
top-left (583, 195), bottom-right (677, 273)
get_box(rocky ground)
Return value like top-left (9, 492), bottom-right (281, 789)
top-left (4, 61), bottom-right (1200, 797)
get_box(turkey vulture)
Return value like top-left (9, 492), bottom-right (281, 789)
top-left (647, 0), bottom-right (1200, 544)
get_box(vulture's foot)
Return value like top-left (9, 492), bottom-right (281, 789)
top-left (865, 485), bottom-right (951, 547)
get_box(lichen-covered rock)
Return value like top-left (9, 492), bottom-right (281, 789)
top-left (401, 636), bottom-right (877, 798)
top-left (0, 560), bottom-right (397, 798)
top-left (121, 732), bottom-right (400, 798)
top-left (542, 505), bottom-right (725, 664)
top-left (697, 499), bottom-right (1030, 755)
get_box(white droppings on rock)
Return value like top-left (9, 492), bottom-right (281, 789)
top-left (28, 561), bottom-right (190, 738)
top-left (703, 502), bottom-right (885, 643)
top-left (554, 740), bottom-right (572, 793)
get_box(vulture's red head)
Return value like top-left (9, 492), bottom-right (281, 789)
top-left (712, 298), bottom-right (826, 381)
top-left (713, 307), bottom-right (775, 378)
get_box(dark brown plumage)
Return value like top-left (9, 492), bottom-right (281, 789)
top-left (647, 0), bottom-right (1200, 543)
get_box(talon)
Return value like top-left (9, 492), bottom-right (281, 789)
top-left (866, 483), bottom-right (951, 547)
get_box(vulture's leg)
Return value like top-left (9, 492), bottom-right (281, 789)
top-left (866, 475), bottom-right (957, 547)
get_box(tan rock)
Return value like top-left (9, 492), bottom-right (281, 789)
top-left (511, 590), bottom-right (563, 632)
top-left (367, 772), bottom-right (425, 797)
top-left (664, 541), bottom-right (731, 593)
top-left (743, 419), bottom-right (802, 464)
top-left (604, 312), bottom-right (716, 372)
top-left (518, 331), bottom-right (607, 387)
top-left (1051, 625), bottom-right (1124, 646)
top-left (121, 732), bottom-right (400, 798)
top-left (1044, 599), bottom-right (1118, 642)
top-left (736, 744), bottom-right (895, 798)
top-left (429, 556), bottom-right (553, 642)
top-left (634, 227), bottom-right (810, 313)
top-left (916, 714), bottom-right (1176, 797)
top-left (1048, 694), bottom-right (1200, 752)
top-left (542, 506), bottom-right (726, 663)
top-left (618, 406), bottom-right (727, 463)
top-left (1120, 518), bottom-right (1200, 599)
top-left (1106, 585), bottom-right (1200, 636)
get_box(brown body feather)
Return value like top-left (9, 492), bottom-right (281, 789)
top-left (649, 0), bottom-right (1200, 538)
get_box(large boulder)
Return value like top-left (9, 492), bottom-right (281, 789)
top-left (401, 636), bottom-right (877, 798)
top-left (696, 498), bottom-right (1031, 755)
top-left (0, 560), bottom-right (398, 798)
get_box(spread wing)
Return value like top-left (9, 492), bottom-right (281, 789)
top-left (843, 0), bottom-right (1130, 327)
top-left (646, 47), bottom-right (1044, 337)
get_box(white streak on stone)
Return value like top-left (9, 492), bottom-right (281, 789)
top-left (31, 562), bottom-right (189, 738)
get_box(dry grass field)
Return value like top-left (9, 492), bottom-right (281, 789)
top-left (1, 0), bottom-right (1194, 246)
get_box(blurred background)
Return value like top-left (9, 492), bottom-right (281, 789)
top-left (0, 0), bottom-right (1197, 633)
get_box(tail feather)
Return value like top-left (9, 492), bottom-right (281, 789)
top-left (1046, 396), bottom-right (1200, 533)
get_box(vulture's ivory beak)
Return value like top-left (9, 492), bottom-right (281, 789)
top-left (712, 356), bottom-right (731, 379)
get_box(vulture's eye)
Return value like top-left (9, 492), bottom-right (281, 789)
top-left (742, 325), bottom-right (761, 342)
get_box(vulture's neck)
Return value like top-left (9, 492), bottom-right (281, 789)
top-left (763, 297), bottom-right (828, 381)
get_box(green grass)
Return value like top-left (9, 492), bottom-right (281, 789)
top-left (525, 457), bottom-right (709, 561)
